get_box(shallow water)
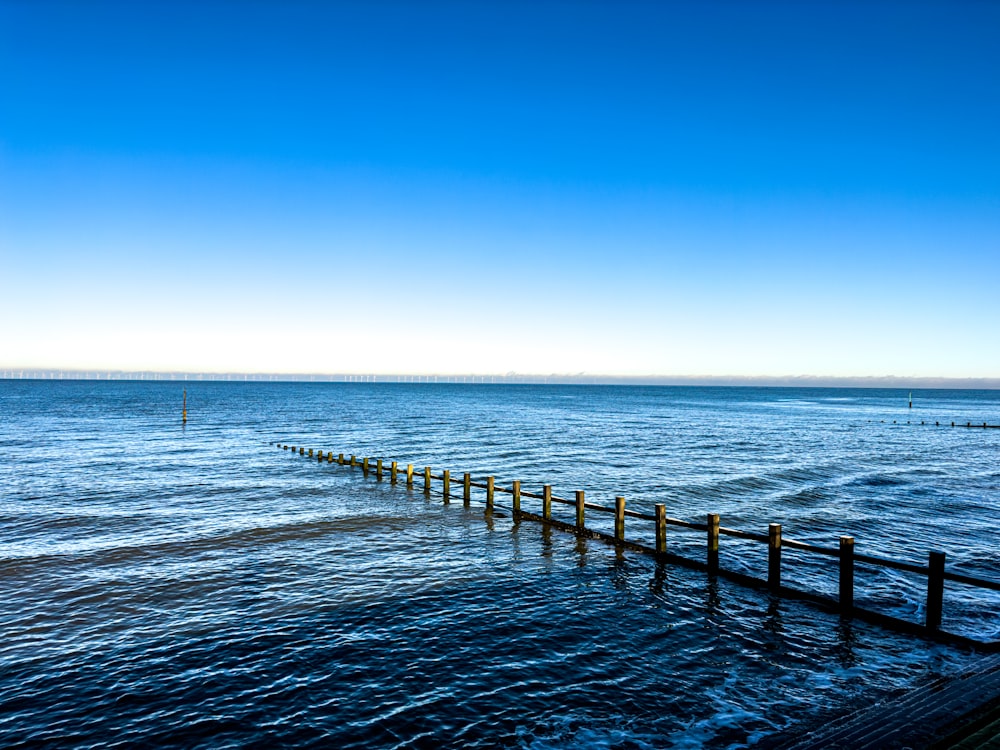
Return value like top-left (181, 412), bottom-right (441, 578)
top-left (1, 381), bottom-right (997, 747)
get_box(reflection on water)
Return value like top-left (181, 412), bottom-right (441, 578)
top-left (0, 381), bottom-right (997, 748)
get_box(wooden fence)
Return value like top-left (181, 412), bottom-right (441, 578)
top-left (277, 442), bottom-right (1000, 651)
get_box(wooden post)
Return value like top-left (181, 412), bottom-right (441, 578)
top-left (406, 463), bottom-right (414, 488)
top-left (376, 459), bottom-right (383, 480)
top-left (338, 453), bottom-right (344, 465)
top-left (486, 476), bottom-right (494, 510)
top-left (707, 513), bottom-right (720, 573)
top-left (655, 504), bottom-right (666, 554)
top-left (463, 473), bottom-right (471, 504)
top-left (575, 490), bottom-right (585, 530)
top-left (442, 470), bottom-right (450, 502)
top-left (542, 485), bottom-right (552, 520)
top-left (350, 454), bottom-right (356, 467)
top-left (839, 536), bottom-right (855, 614)
top-left (614, 496), bottom-right (625, 541)
top-left (512, 480), bottom-right (521, 517)
top-left (768, 523), bottom-right (782, 592)
top-left (423, 466), bottom-right (431, 495)
top-left (362, 457), bottom-right (369, 477)
top-left (317, 450), bottom-right (323, 461)
top-left (328, 452), bottom-right (334, 463)
top-left (390, 461), bottom-right (398, 484)
top-left (308, 448), bottom-right (313, 457)
top-left (926, 551), bottom-right (946, 631)
top-left (299, 447), bottom-right (304, 455)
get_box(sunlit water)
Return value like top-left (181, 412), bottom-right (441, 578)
top-left (1, 381), bottom-right (998, 748)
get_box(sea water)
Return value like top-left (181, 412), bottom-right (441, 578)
top-left (1, 381), bottom-right (998, 748)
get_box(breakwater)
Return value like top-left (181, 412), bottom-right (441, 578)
top-left (279, 441), bottom-right (1000, 651)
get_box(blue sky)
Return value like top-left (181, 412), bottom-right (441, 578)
top-left (1, 1), bottom-right (998, 377)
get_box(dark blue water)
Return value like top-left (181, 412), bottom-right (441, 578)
top-left (1, 381), bottom-right (998, 748)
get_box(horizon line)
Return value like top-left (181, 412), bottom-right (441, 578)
top-left (2, 369), bottom-right (999, 389)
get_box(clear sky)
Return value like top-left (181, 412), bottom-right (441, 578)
top-left (1, 1), bottom-right (998, 378)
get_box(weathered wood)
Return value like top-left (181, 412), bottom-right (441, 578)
top-left (376, 458), bottom-right (383, 480)
top-left (768, 523), bottom-right (782, 591)
top-left (614, 496), bottom-right (625, 541)
top-left (391, 461), bottom-right (398, 484)
top-left (274, 444), bottom-right (1000, 648)
top-left (655, 504), bottom-right (667, 554)
top-left (840, 535), bottom-right (855, 614)
top-left (707, 513), bottom-right (720, 573)
top-left (927, 551), bottom-right (946, 630)
top-left (362, 457), bottom-right (370, 477)
top-left (442, 470), bottom-right (450, 502)
top-left (463, 472), bottom-right (471, 504)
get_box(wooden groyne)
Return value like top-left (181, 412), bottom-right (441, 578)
top-left (276, 442), bottom-right (1000, 651)
top-left (874, 419), bottom-right (1000, 429)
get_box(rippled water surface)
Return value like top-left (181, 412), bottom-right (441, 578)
top-left (1, 381), bottom-right (998, 748)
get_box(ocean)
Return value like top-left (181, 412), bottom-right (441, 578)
top-left (1, 381), bottom-right (998, 748)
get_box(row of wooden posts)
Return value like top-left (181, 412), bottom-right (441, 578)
top-left (277, 442), bottom-right (1000, 648)
top-left (879, 419), bottom-right (999, 429)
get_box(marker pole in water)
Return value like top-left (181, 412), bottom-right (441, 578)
top-left (909, 391), bottom-right (912, 409)
top-left (182, 389), bottom-right (187, 424)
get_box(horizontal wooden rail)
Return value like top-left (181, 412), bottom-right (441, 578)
top-left (783, 538), bottom-right (840, 557)
top-left (720, 526), bottom-right (770, 543)
top-left (855, 552), bottom-right (928, 576)
top-left (276, 441), bottom-right (1000, 650)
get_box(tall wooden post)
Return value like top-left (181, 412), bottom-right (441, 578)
top-left (338, 453), bottom-right (344, 465)
top-left (317, 450), bottom-right (323, 461)
top-left (423, 466), bottom-right (431, 496)
top-left (390, 461), bottom-right (398, 483)
top-left (512, 480), bottom-right (521, 517)
top-left (463, 473), bottom-right (471, 504)
top-left (839, 536), bottom-right (855, 614)
top-left (575, 490), bottom-right (585, 530)
top-left (375, 458), bottom-right (382, 480)
top-left (486, 476), bottom-right (494, 510)
top-left (350, 454), bottom-right (356, 467)
top-left (768, 523), bottom-right (782, 592)
top-left (542, 485), bottom-right (552, 520)
top-left (308, 448), bottom-right (313, 457)
top-left (328, 452), bottom-right (334, 463)
top-left (926, 551), bottom-right (946, 630)
top-left (655, 504), bottom-right (666, 554)
top-left (406, 463), bottom-right (414, 488)
top-left (614, 496), bottom-right (625, 541)
top-left (442, 470), bottom-right (450, 502)
top-left (362, 457), bottom-right (369, 477)
top-left (299, 447), bottom-right (304, 455)
top-left (707, 513), bottom-right (720, 573)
